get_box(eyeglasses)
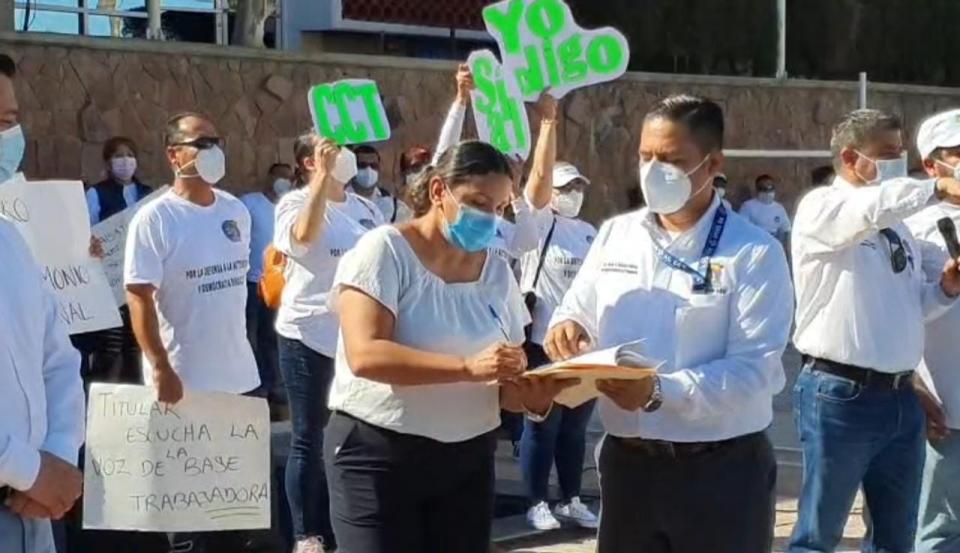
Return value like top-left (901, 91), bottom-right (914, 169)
top-left (879, 228), bottom-right (908, 273)
top-left (169, 136), bottom-right (223, 150)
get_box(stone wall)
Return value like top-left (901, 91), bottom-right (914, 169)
top-left (5, 31), bottom-right (960, 222)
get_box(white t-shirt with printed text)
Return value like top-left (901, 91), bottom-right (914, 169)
top-left (124, 188), bottom-right (260, 394)
top-left (274, 188), bottom-right (384, 356)
top-left (328, 226), bottom-right (529, 442)
top-left (520, 205), bottom-right (597, 346)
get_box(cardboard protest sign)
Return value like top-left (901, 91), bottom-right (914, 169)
top-left (91, 187), bottom-right (168, 307)
top-left (0, 176), bottom-right (121, 334)
top-left (308, 78), bottom-right (391, 145)
top-left (468, 49), bottom-right (533, 160)
top-left (83, 384), bottom-right (271, 532)
top-left (482, 0), bottom-right (630, 100)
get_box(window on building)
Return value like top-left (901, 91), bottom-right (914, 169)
top-left (15, 0), bottom-right (281, 47)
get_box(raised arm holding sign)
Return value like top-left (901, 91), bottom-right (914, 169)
top-left (482, 0), bottom-right (630, 100)
top-left (467, 0), bottom-right (630, 159)
top-left (307, 79), bottom-right (391, 145)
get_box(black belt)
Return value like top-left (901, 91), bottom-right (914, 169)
top-left (803, 356), bottom-right (913, 390)
top-left (611, 431), bottom-right (761, 459)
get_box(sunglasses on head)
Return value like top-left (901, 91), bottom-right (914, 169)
top-left (170, 136), bottom-right (223, 150)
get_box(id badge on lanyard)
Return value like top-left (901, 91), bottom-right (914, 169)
top-left (651, 204), bottom-right (727, 293)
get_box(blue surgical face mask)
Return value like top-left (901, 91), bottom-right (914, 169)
top-left (440, 186), bottom-right (499, 252)
top-left (0, 124), bottom-right (25, 184)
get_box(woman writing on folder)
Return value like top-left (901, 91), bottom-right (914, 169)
top-left (325, 140), bottom-right (576, 553)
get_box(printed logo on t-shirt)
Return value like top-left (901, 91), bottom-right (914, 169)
top-left (358, 218), bottom-right (376, 230)
top-left (221, 220), bottom-right (241, 242)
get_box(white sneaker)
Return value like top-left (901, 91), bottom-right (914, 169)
top-left (526, 500), bottom-right (561, 530)
top-left (554, 497), bottom-right (599, 529)
top-left (293, 537), bottom-right (325, 553)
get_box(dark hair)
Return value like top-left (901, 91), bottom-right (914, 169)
top-left (400, 146), bottom-right (432, 175)
top-left (644, 94), bottom-right (725, 153)
top-left (0, 54), bottom-right (15, 79)
top-left (351, 144), bottom-right (379, 159)
top-left (810, 165), bottom-right (834, 186)
top-left (830, 109), bottom-right (902, 160)
top-left (163, 111), bottom-right (208, 147)
top-left (755, 174), bottom-right (774, 185)
top-left (102, 136), bottom-right (138, 161)
top-left (293, 130), bottom-right (321, 187)
top-left (408, 140), bottom-right (512, 216)
top-left (268, 162), bottom-right (291, 174)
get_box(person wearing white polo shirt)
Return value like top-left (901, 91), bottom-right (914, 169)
top-left (545, 95), bottom-right (794, 553)
top-left (125, 112), bottom-right (259, 553)
top-left (517, 93), bottom-right (598, 532)
top-left (739, 174), bottom-right (791, 243)
top-left (789, 109), bottom-right (960, 553)
top-left (905, 108), bottom-right (960, 553)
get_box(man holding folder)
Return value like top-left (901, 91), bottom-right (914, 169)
top-left (545, 94), bottom-right (793, 553)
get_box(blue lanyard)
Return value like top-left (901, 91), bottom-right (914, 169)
top-left (651, 204), bottom-right (727, 292)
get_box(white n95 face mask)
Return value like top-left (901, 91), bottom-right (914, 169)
top-left (552, 189), bottom-right (584, 218)
top-left (0, 124), bottom-right (25, 185)
top-left (639, 157), bottom-right (709, 214)
top-left (177, 145), bottom-right (226, 184)
top-left (195, 145), bottom-right (226, 184)
top-left (331, 148), bottom-right (358, 184)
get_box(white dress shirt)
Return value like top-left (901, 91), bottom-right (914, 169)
top-left (792, 176), bottom-right (954, 373)
top-left (906, 202), bottom-right (960, 428)
top-left (551, 196), bottom-right (793, 442)
top-left (0, 217), bottom-right (84, 491)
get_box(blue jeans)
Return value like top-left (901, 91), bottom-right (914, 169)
top-left (789, 366), bottom-right (925, 553)
top-left (519, 343), bottom-right (596, 504)
top-left (0, 504), bottom-right (54, 553)
top-left (279, 336), bottom-right (336, 545)
top-left (916, 431), bottom-right (960, 552)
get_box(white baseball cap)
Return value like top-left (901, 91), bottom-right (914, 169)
top-left (552, 162), bottom-right (591, 188)
top-left (917, 109), bottom-right (960, 159)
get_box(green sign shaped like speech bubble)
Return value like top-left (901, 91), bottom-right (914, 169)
top-left (307, 79), bottom-right (391, 145)
top-left (468, 49), bottom-right (533, 160)
top-left (482, 0), bottom-right (630, 101)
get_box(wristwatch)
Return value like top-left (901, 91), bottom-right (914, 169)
top-left (642, 376), bottom-right (663, 413)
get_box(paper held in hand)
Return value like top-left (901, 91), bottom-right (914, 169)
top-left (525, 341), bottom-right (662, 408)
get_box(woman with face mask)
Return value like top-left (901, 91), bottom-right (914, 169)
top-left (429, 62), bottom-right (540, 263)
top-left (516, 94), bottom-right (601, 532)
top-left (325, 140), bottom-right (575, 553)
top-left (274, 132), bottom-right (384, 553)
top-left (85, 136), bottom-right (152, 225)
top-left (71, 137), bottom-right (151, 394)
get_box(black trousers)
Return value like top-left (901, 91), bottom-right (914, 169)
top-left (70, 305), bottom-right (142, 387)
top-left (598, 431), bottom-right (776, 553)
top-left (324, 412), bottom-right (496, 553)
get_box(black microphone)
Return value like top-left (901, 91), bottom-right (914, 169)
top-left (937, 217), bottom-right (960, 260)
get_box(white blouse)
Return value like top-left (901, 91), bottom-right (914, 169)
top-left (328, 226), bottom-right (529, 443)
